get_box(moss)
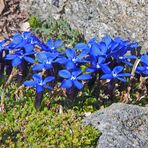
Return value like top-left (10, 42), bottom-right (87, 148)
top-left (0, 97), bottom-right (100, 147)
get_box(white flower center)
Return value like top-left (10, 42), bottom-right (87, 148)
top-left (72, 58), bottom-right (76, 62)
top-left (46, 60), bottom-right (52, 64)
top-left (71, 76), bottom-right (76, 80)
top-left (119, 56), bottom-right (123, 59)
top-left (112, 72), bottom-right (117, 77)
top-left (96, 64), bottom-right (100, 69)
top-left (146, 67), bottom-right (148, 70)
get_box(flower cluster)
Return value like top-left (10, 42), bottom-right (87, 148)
top-left (0, 32), bottom-right (147, 107)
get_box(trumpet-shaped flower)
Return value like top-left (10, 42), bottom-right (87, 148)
top-left (59, 69), bottom-right (91, 89)
top-left (24, 74), bottom-right (55, 93)
top-left (101, 66), bottom-right (131, 82)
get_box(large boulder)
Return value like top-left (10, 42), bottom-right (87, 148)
top-left (20, 0), bottom-right (148, 53)
top-left (83, 103), bottom-right (148, 148)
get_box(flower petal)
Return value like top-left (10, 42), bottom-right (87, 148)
top-left (77, 74), bottom-right (91, 80)
top-left (118, 73), bottom-right (132, 77)
top-left (73, 80), bottom-right (83, 89)
top-left (24, 80), bottom-right (36, 86)
top-left (72, 69), bottom-right (82, 77)
top-left (43, 76), bottom-right (55, 83)
top-left (32, 64), bottom-right (44, 71)
top-left (58, 70), bottom-right (71, 78)
top-left (75, 43), bottom-right (88, 50)
top-left (100, 74), bottom-right (113, 80)
top-left (36, 85), bottom-right (44, 93)
top-left (12, 57), bottom-right (22, 67)
top-left (116, 77), bottom-right (126, 82)
top-left (33, 74), bottom-right (42, 82)
top-left (112, 66), bottom-right (124, 74)
top-left (65, 61), bottom-right (75, 70)
top-left (61, 79), bottom-right (72, 88)
top-left (66, 48), bottom-right (76, 59)
top-left (24, 56), bottom-right (34, 64)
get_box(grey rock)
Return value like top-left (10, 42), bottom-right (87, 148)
top-left (20, 0), bottom-right (148, 53)
top-left (83, 103), bottom-right (148, 148)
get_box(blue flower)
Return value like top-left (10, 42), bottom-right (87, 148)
top-left (101, 66), bottom-right (131, 82)
top-left (5, 32), bottom-right (42, 52)
top-left (6, 50), bottom-right (34, 67)
top-left (115, 55), bottom-right (137, 66)
top-left (86, 56), bottom-right (110, 73)
top-left (75, 38), bottom-right (97, 55)
top-left (59, 69), bottom-right (91, 89)
top-left (24, 74), bottom-right (55, 93)
top-left (45, 39), bottom-right (63, 52)
top-left (63, 48), bottom-right (88, 70)
top-left (136, 55), bottom-right (148, 76)
top-left (32, 52), bottom-right (59, 71)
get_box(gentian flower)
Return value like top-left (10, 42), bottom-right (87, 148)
top-left (136, 55), bottom-right (148, 76)
top-left (101, 66), bottom-right (131, 82)
top-left (45, 39), bottom-right (63, 52)
top-left (32, 52), bottom-right (59, 71)
top-left (24, 74), bottom-right (55, 93)
top-left (75, 38), bottom-right (97, 54)
top-left (6, 50), bottom-right (34, 67)
top-left (5, 32), bottom-right (32, 49)
top-left (86, 56), bottom-right (110, 73)
top-left (59, 69), bottom-right (91, 89)
top-left (115, 55), bottom-right (137, 66)
top-left (63, 48), bottom-right (88, 70)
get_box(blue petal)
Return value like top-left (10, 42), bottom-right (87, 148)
top-left (100, 74), bottom-right (113, 80)
top-left (101, 64), bottom-right (111, 73)
top-left (75, 43), bottom-right (88, 50)
top-left (77, 74), bottom-right (91, 80)
top-left (54, 39), bottom-right (63, 48)
top-left (112, 66), bottom-right (124, 74)
top-left (24, 44), bottom-right (34, 52)
top-left (55, 57), bottom-right (67, 64)
top-left (86, 67), bottom-right (96, 73)
top-left (33, 74), bottom-right (42, 82)
top-left (116, 77), bottom-right (126, 82)
top-left (73, 80), bottom-right (83, 89)
top-left (58, 70), bottom-right (71, 78)
top-left (118, 73), bottom-right (132, 77)
top-left (6, 54), bottom-right (17, 60)
top-left (36, 85), bottom-right (44, 93)
top-left (141, 55), bottom-right (148, 65)
top-left (24, 56), bottom-right (34, 63)
top-left (72, 69), bottom-right (82, 77)
top-left (124, 55), bottom-right (137, 59)
top-left (44, 63), bottom-right (53, 69)
top-left (90, 43), bottom-right (100, 56)
top-left (65, 61), bottom-right (75, 70)
top-left (12, 57), bottom-right (22, 66)
top-left (24, 80), bottom-right (36, 86)
top-left (66, 48), bottom-right (76, 59)
top-left (32, 64), bottom-right (44, 71)
top-left (43, 76), bottom-right (55, 83)
top-left (36, 52), bottom-right (47, 63)
top-left (102, 35), bottom-right (112, 47)
top-left (61, 79), bottom-right (72, 88)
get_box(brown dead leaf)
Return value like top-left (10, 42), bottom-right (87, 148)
top-left (0, 0), bottom-right (5, 15)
